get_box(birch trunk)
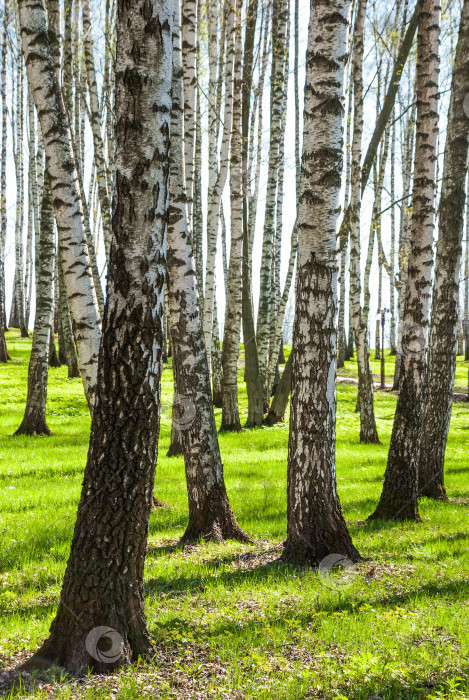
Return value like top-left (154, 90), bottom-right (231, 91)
top-left (181, 0), bottom-right (197, 228)
top-left (15, 170), bottom-right (55, 435)
top-left (0, 0), bottom-right (9, 362)
top-left (221, 0), bottom-right (243, 432)
top-left (23, 0), bottom-right (173, 674)
top-left (256, 0), bottom-right (289, 404)
top-left (241, 0), bottom-right (266, 428)
top-left (390, 116), bottom-right (397, 354)
top-left (418, 0), bottom-right (469, 499)
top-left (82, 0), bottom-right (112, 262)
top-left (203, 0), bottom-right (235, 376)
top-left (265, 350), bottom-right (291, 425)
top-left (283, 0), bottom-right (359, 565)
top-left (393, 98), bottom-right (416, 389)
top-left (13, 31), bottom-right (28, 337)
top-left (338, 84), bottom-right (353, 368)
top-left (168, 4), bottom-right (248, 541)
top-left (370, 0), bottom-right (440, 522)
top-left (465, 189), bottom-right (469, 361)
top-left (18, 0), bottom-right (102, 410)
top-left (349, 0), bottom-right (380, 444)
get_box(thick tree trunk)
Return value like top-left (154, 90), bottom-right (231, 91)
top-left (22, 0), bottom-right (173, 674)
top-left (283, 0), bottom-right (359, 566)
top-left (15, 171), bottom-right (55, 436)
top-left (418, 0), bottom-right (469, 500)
top-left (167, 6), bottom-right (248, 542)
top-left (369, 0), bottom-right (440, 522)
top-left (18, 0), bottom-right (102, 411)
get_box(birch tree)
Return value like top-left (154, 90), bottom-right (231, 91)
top-left (18, 0), bottom-right (102, 410)
top-left (22, 0), bottom-right (173, 673)
top-left (349, 0), bottom-right (380, 444)
top-left (283, 0), bottom-right (360, 565)
top-left (370, 0), bottom-right (440, 522)
top-left (15, 170), bottom-right (55, 435)
top-left (167, 2), bottom-right (249, 540)
top-left (221, 0), bottom-right (244, 432)
top-left (0, 0), bottom-right (9, 362)
top-left (418, 0), bottom-right (469, 500)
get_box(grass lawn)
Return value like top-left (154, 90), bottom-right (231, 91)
top-left (0, 331), bottom-right (468, 699)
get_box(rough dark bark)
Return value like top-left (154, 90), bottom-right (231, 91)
top-left (418, 0), bottom-right (469, 500)
top-left (369, 0), bottom-right (440, 522)
top-left (21, 0), bottom-right (172, 675)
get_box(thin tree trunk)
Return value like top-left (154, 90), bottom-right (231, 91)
top-left (338, 82), bottom-right (353, 368)
top-left (241, 0), bottom-right (266, 428)
top-left (18, 0), bottom-right (102, 411)
top-left (82, 0), bottom-right (112, 262)
top-left (16, 171), bottom-right (55, 435)
top-left (465, 183), bottom-right (469, 361)
top-left (203, 0), bottom-right (235, 376)
top-left (221, 0), bottom-right (243, 432)
top-left (349, 0), bottom-right (380, 444)
top-left (13, 27), bottom-right (28, 338)
top-left (265, 350), bottom-right (291, 425)
top-left (283, 0), bottom-right (359, 566)
top-left (256, 0), bottom-right (289, 405)
top-left (370, 0), bottom-right (440, 522)
top-left (167, 4), bottom-right (249, 541)
top-left (418, 0), bottom-right (469, 500)
top-left (390, 115), bottom-right (397, 355)
top-left (22, 0), bottom-right (173, 674)
top-left (0, 0), bottom-right (10, 362)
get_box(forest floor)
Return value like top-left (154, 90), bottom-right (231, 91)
top-left (0, 331), bottom-right (468, 699)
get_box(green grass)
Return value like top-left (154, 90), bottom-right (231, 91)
top-left (0, 331), bottom-right (468, 699)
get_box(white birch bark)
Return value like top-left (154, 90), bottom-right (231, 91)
top-left (349, 0), bottom-right (380, 443)
top-left (18, 0), bottom-right (102, 410)
top-left (284, 0), bottom-right (359, 565)
top-left (203, 0), bottom-right (235, 375)
top-left (167, 1), bottom-right (248, 540)
top-left (221, 0), bottom-right (244, 431)
top-left (82, 0), bottom-right (112, 262)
